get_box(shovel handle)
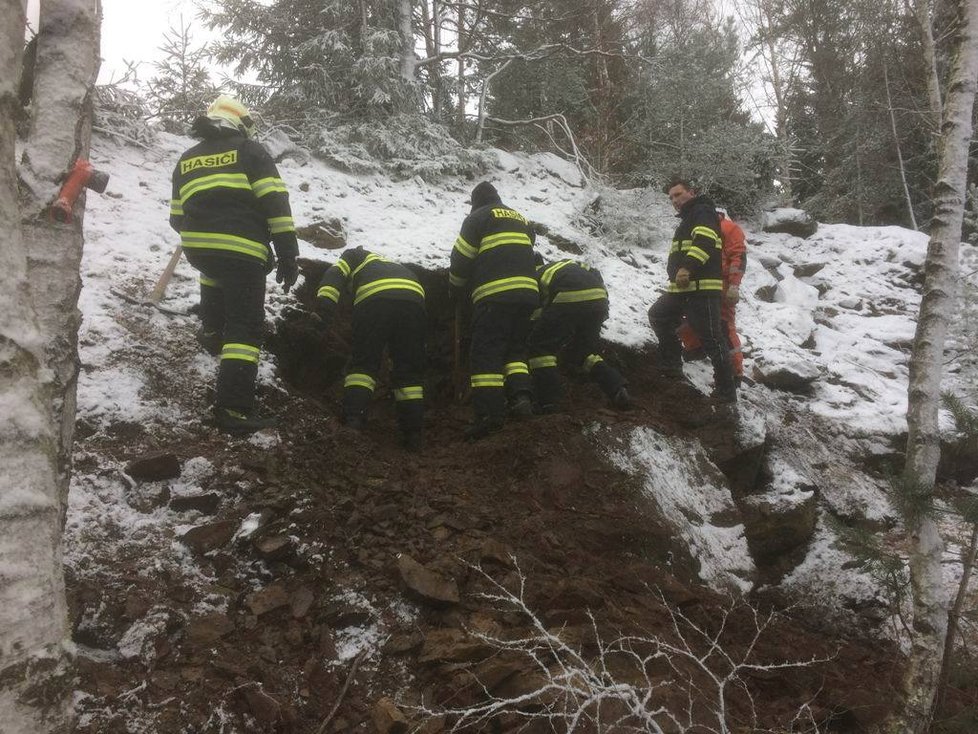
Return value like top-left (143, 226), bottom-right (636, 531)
top-left (149, 245), bottom-right (184, 304)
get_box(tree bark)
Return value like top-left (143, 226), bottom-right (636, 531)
top-left (397, 0), bottom-right (419, 110)
top-left (0, 0), bottom-right (101, 729)
top-left (894, 0), bottom-right (978, 730)
top-left (915, 0), bottom-right (945, 129)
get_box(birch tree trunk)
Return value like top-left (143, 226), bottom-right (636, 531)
top-left (397, 0), bottom-right (419, 109)
top-left (0, 0), bottom-right (100, 729)
top-left (892, 0), bottom-right (978, 730)
top-left (915, 0), bottom-right (945, 129)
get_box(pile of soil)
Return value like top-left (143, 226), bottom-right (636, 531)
top-left (70, 270), bottom-right (901, 733)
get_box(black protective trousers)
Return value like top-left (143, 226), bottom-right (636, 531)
top-left (648, 291), bottom-right (735, 397)
top-left (468, 301), bottom-right (534, 422)
top-left (187, 253), bottom-right (267, 412)
top-left (344, 298), bottom-right (426, 432)
top-left (527, 302), bottom-right (623, 407)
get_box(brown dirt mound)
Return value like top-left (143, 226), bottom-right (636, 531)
top-left (70, 269), bottom-right (901, 733)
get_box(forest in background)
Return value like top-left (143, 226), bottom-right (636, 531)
top-left (90, 0), bottom-right (978, 229)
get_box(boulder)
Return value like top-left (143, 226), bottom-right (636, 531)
top-left (169, 492), bottom-right (220, 515)
top-left (296, 218), bottom-right (347, 250)
top-left (752, 348), bottom-right (821, 392)
top-left (762, 207), bottom-right (818, 238)
top-left (245, 583), bottom-right (290, 616)
top-left (125, 452), bottom-right (181, 482)
top-left (372, 697), bottom-right (409, 734)
top-left (180, 520), bottom-right (237, 554)
top-left (397, 554), bottom-right (460, 605)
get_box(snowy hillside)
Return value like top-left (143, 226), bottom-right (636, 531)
top-left (67, 130), bottom-right (978, 732)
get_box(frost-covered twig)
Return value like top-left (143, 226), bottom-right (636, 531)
top-left (411, 558), bottom-right (831, 733)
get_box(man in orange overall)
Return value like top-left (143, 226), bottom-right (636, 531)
top-left (678, 208), bottom-right (746, 385)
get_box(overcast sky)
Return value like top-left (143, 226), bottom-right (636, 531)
top-left (27, 0), bottom-right (213, 85)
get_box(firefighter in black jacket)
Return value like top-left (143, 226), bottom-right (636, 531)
top-left (169, 95), bottom-right (299, 433)
top-left (315, 246), bottom-right (426, 452)
top-left (449, 182), bottom-right (538, 439)
top-left (648, 178), bottom-right (736, 402)
top-left (528, 256), bottom-right (631, 412)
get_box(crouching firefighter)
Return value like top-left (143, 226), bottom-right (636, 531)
top-left (528, 256), bottom-right (631, 413)
top-left (449, 182), bottom-right (538, 440)
top-left (315, 246), bottom-right (427, 453)
top-left (169, 95), bottom-right (299, 433)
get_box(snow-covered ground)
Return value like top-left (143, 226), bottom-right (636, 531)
top-left (72, 127), bottom-right (978, 660)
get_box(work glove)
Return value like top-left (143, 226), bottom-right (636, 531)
top-left (725, 284), bottom-right (740, 304)
top-left (276, 257), bottom-right (299, 293)
top-left (675, 267), bottom-right (691, 289)
top-left (313, 299), bottom-right (334, 331)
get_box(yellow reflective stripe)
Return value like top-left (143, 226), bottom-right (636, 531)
top-left (336, 258), bottom-right (351, 277)
top-left (541, 260), bottom-right (572, 287)
top-left (352, 253), bottom-right (383, 277)
top-left (199, 275), bottom-right (220, 288)
top-left (179, 173), bottom-right (252, 201)
top-left (252, 177), bottom-right (288, 198)
top-left (449, 272), bottom-right (468, 287)
top-left (668, 278), bottom-right (724, 293)
top-left (686, 246), bottom-right (710, 264)
top-left (344, 373), bottom-right (376, 391)
top-left (529, 355), bottom-right (558, 370)
top-left (170, 200), bottom-right (184, 216)
top-left (552, 287), bottom-right (608, 304)
top-left (317, 285), bottom-right (341, 302)
top-left (268, 216), bottom-right (295, 234)
top-left (692, 226), bottom-right (721, 247)
top-left (504, 361), bottom-right (529, 377)
top-left (479, 231), bottom-right (533, 252)
top-left (585, 354), bottom-right (604, 370)
top-left (471, 373), bottom-right (505, 388)
top-left (530, 308), bottom-right (542, 321)
top-left (221, 343), bottom-right (260, 363)
top-left (353, 278), bottom-right (425, 305)
top-left (454, 235), bottom-right (478, 259)
top-left (471, 276), bottom-right (539, 303)
top-left (394, 386), bottom-right (424, 401)
top-left (181, 231), bottom-right (269, 261)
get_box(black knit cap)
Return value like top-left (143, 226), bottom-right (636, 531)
top-left (469, 181), bottom-right (502, 209)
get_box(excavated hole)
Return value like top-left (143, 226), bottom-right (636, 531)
top-left (267, 258), bottom-right (468, 409)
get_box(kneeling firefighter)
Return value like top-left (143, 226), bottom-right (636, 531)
top-left (315, 246), bottom-right (427, 453)
top-left (528, 256), bottom-right (631, 412)
top-left (169, 94), bottom-right (299, 433)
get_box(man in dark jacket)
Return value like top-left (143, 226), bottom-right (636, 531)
top-left (169, 95), bottom-right (299, 433)
top-left (528, 256), bottom-right (631, 412)
top-left (315, 246), bottom-right (426, 452)
top-left (647, 179), bottom-right (736, 403)
top-left (449, 182), bottom-right (538, 439)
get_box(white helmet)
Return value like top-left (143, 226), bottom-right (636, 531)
top-left (206, 94), bottom-right (256, 138)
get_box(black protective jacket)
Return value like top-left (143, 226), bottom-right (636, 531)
top-left (536, 259), bottom-right (609, 308)
top-left (169, 123), bottom-right (298, 267)
top-left (316, 247), bottom-right (425, 315)
top-left (667, 194), bottom-right (723, 293)
top-left (449, 192), bottom-right (538, 306)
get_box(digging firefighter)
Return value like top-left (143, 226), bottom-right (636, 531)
top-left (677, 207), bottom-right (747, 384)
top-left (647, 178), bottom-right (737, 403)
top-left (528, 256), bottom-right (632, 412)
top-left (449, 182), bottom-right (538, 440)
top-left (314, 246), bottom-right (427, 453)
top-left (169, 95), bottom-right (299, 433)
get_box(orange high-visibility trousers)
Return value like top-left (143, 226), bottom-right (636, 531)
top-left (678, 299), bottom-right (742, 378)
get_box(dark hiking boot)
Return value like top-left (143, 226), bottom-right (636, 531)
top-left (536, 403), bottom-right (559, 415)
top-left (611, 386), bottom-right (633, 410)
top-left (508, 394), bottom-right (534, 420)
top-left (682, 347), bottom-right (707, 362)
top-left (401, 429), bottom-right (424, 454)
top-left (464, 416), bottom-right (504, 441)
top-left (214, 407), bottom-right (277, 434)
